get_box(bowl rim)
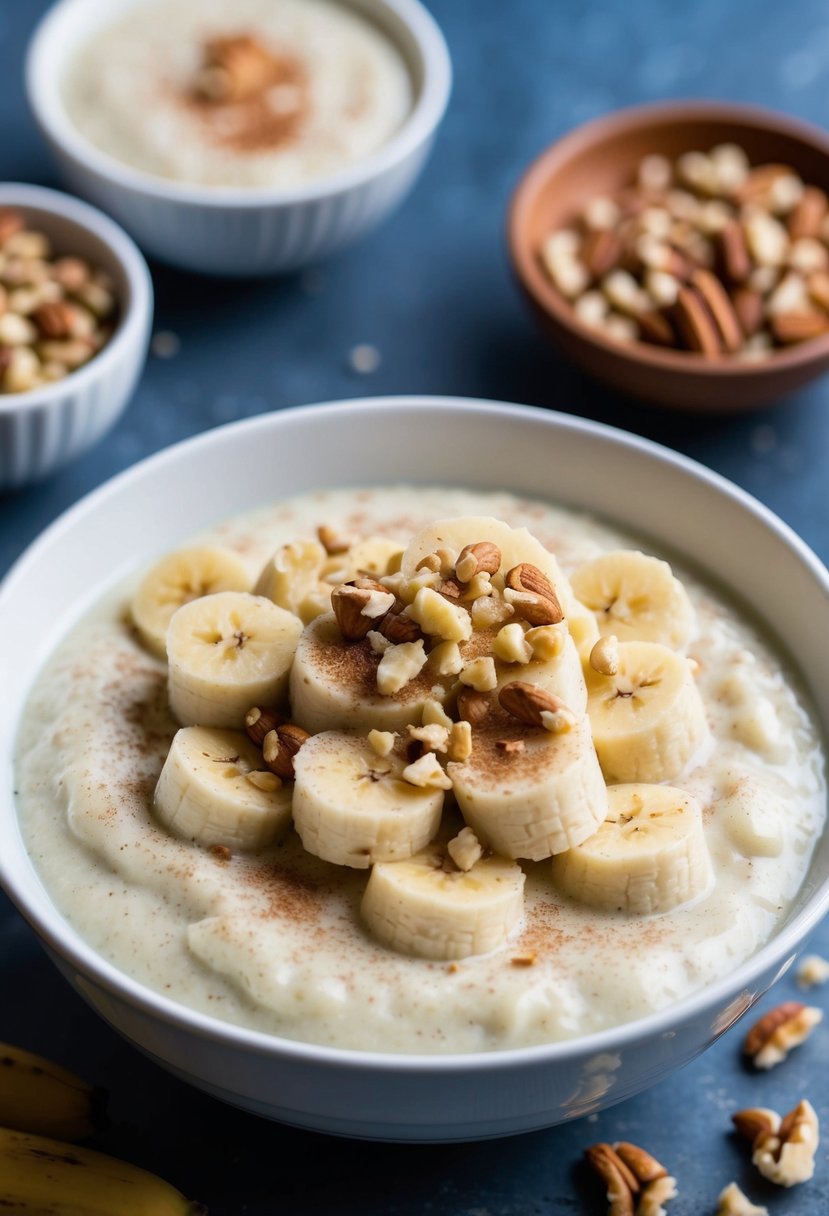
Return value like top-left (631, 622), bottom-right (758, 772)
top-left (508, 98), bottom-right (829, 378)
top-left (2, 395), bottom-right (828, 1071)
top-left (25, 0), bottom-right (452, 209)
top-left (0, 182), bottom-right (153, 414)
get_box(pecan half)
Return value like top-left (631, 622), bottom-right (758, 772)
top-left (716, 220), bottom-right (751, 284)
top-left (584, 1143), bottom-right (639, 1216)
top-left (743, 1001), bottom-right (822, 1069)
top-left (788, 186), bottom-right (828, 240)
top-left (673, 284), bottom-right (722, 356)
top-left (752, 1099), bottom-right (819, 1186)
top-left (613, 1142), bottom-right (668, 1185)
top-left (732, 1107), bottom-right (780, 1145)
top-left (770, 311), bottom-right (829, 344)
top-left (690, 268), bottom-right (743, 353)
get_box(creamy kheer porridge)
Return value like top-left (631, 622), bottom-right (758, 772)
top-left (61, 0), bottom-right (413, 189)
top-left (15, 488), bottom-right (826, 1054)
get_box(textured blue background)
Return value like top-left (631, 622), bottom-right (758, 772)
top-left (2, 1), bottom-right (829, 1211)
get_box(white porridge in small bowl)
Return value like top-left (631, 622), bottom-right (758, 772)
top-left (60, 0), bottom-right (413, 189)
top-left (14, 487), bottom-right (825, 1055)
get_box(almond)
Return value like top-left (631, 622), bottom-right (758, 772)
top-left (770, 311), bottom-right (829, 344)
top-left (583, 228), bottom-right (623, 279)
top-left (716, 220), bottom-right (752, 284)
top-left (788, 186), bottom-right (828, 240)
top-left (504, 564), bottom-right (563, 626)
top-left (731, 287), bottom-right (764, 337)
top-left (499, 681), bottom-right (568, 728)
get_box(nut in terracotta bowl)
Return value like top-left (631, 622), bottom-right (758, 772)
top-left (508, 101), bottom-right (829, 411)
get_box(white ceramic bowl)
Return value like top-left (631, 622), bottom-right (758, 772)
top-left (1, 397), bottom-right (828, 1141)
top-left (26, 0), bottom-right (452, 276)
top-left (0, 183), bottom-right (152, 490)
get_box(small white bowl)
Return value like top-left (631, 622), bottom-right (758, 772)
top-left (0, 183), bottom-right (152, 490)
top-left (1, 397), bottom-right (827, 1141)
top-left (26, 0), bottom-right (452, 276)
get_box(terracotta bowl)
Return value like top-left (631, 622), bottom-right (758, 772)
top-left (508, 100), bottom-right (829, 412)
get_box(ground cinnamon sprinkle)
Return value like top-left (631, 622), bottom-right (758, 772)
top-left (184, 32), bottom-right (310, 154)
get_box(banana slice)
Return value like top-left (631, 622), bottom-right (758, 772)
top-left (290, 611), bottom-right (450, 733)
top-left (586, 640), bottom-right (709, 783)
top-left (448, 704), bottom-right (607, 860)
top-left (551, 783), bottom-right (713, 915)
top-left (292, 731), bottom-right (444, 867)
top-left (167, 591), bottom-right (303, 728)
top-left (399, 515), bottom-right (579, 614)
top-left (154, 726), bottom-right (292, 850)
top-left (255, 536), bottom-right (403, 625)
top-left (570, 549), bottom-right (696, 650)
top-left (361, 841), bottom-right (526, 960)
top-left (131, 545), bottom-right (251, 658)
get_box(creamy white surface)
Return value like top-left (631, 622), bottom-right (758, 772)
top-left (61, 0), bottom-right (413, 188)
top-left (15, 487), bottom-right (826, 1054)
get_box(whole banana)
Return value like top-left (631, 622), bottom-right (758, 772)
top-left (0, 1126), bottom-right (204, 1215)
top-left (0, 1041), bottom-right (105, 1142)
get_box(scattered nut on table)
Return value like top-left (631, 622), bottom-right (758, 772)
top-left (732, 1098), bottom-right (820, 1187)
top-left (0, 208), bottom-right (117, 393)
top-left (539, 144), bottom-right (829, 357)
top-left (584, 1140), bottom-right (677, 1216)
top-left (796, 952), bottom-right (829, 988)
top-left (742, 1000), bottom-right (822, 1069)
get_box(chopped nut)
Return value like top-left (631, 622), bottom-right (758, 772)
top-left (196, 33), bottom-right (275, 102)
top-left (447, 720), bottom-right (472, 761)
top-left (244, 705), bottom-right (284, 747)
top-left (2, 347), bottom-right (39, 392)
top-left (751, 1099), bottom-right (819, 1187)
top-left (401, 751), bottom-right (453, 790)
top-left (526, 624), bottom-right (565, 661)
top-left (715, 1182), bottom-right (768, 1216)
top-left (743, 1000), bottom-right (822, 1068)
top-left (376, 608), bottom-right (423, 645)
top-left (245, 769), bottom-right (282, 792)
top-left (471, 591), bottom-right (514, 629)
top-left (743, 207), bottom-right (789, 268)
top-left (331, 583), bottom-right (394, 640)
top-left (407, 723), bottom-right (450, 753)
top-left (455, 541), bottom-right (501, 582)
top-left (460, 571), bottom-right (494, 601)
top-left (376, 639), bottom-right (428, 695)
top-left (317, 524), bottom-right (352, 555)
top-left (496, 739), bottom-right (525, 755)
top-left (458, 656), bottom-right (497, 693)
top-left (585, 194), bottom-right (622, 229)
top-left (367, 629), bottom-right (393, 654)
top-left (447, 825), bottom-right (483, 871)
top-left (796, 953), bottom-right (829, 988)
top-left (590, 634), bottom-right (620, 676)
top-left (405, 586), bottom-right (472, 643)
top-left (493, 622), bottom-right (533, 664)
top-left (510, 951), bottom-right (537, 967)
top-left (636, 1174), bottom-right (678, 1216)
top-left (0, 312), bottom-right (37, 346)
top-left (430, 640), bottom-right (464, 676)
top-left (368, 729), bottom-right (395, 757)
top-left (209, 843), bottom-right (232, 862)
top-left (422, 699), bottom-right (453, 730)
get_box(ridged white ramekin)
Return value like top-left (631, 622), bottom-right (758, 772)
top-left (26, 0), bottom-right (452, 276)
top-left (0, 184), bottom-right (152, 491)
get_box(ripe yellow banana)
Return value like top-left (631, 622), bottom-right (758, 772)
top-left (0, 1126), bottom-right (203, 1215)
top-left (0, 1042), bottom-right (105, 1142)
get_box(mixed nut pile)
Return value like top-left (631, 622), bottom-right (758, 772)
top-left (541, 144), bottom-right (829, 358)
top-left (0, 208), bottom-right (117, 394)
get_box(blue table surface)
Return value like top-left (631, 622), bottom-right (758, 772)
top-left (3, 0), bottom-right (829, 1211)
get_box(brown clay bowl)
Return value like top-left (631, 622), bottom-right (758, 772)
top-left (508, 100), bottom-right (829, 411)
